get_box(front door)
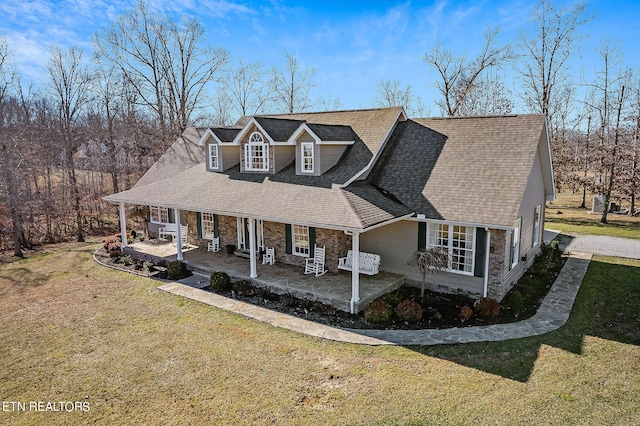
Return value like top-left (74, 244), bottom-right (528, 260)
top-left (237, 218), bottom-right (264, 251)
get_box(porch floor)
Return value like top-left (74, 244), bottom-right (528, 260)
top-left (127, 240), bottom-right (405, 313)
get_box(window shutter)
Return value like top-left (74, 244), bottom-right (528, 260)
top-left (285, 224), bottom-right (292, 254)
top-left (418, 222), bottom-right (427, 250)
top-left (474, 228), bottom-right (486, 278)
top-left (309, 227), bottom-right (316, 257)
top-left (214, 214), bottom-right (219, 238)
top-left (168, 208), bottom-right (174, 223)
top-left (196, 212), bottom-right (202, 237)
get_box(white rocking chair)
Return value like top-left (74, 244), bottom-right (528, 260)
top-left (207, 237), bottom-right (220, 252)
top-left (304, 244), bottom-right (327, 277)
top-left (262, 247), bottom-right (275, 265)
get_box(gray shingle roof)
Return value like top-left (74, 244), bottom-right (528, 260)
top-left (108, 109), bottom-right (550, 232)
top-left (134, 127), bottom-right (206, 188)
top-left (263, 107), bottom-right (404, 154)
top-left (105, 162), bottom-right (409, 230)
top-left (368, 114), bottom-right (547, 227)
top-left (253, 117), bottom-right (305, 141)
top-left (210, 127), bottom-right (241, 142)
top-left (306, 123), bottom-right (356, 142)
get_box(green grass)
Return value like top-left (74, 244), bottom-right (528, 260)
top-left (546, 191), bottom-right (640, 238)
top-left (0, 245), bottom-right (639, 425)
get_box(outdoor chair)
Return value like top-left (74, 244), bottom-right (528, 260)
top-left (304, 244), bottom-right (327, 277)
top-left (207, 237), bottom-right (220, 252)
top-left (262, 247), bottom-right (275, 265)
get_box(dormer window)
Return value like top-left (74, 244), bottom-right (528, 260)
top-left (208, 144), bottom-right (219, 169)
top-left (301, 142), bottom-right (314, 173)
top-left (245, 132), bottom-right (269, 171)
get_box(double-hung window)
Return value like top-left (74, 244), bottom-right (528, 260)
top-left (292, 224), bottom-right (310, 256)
top-left (201, 212), bottom-right (215, 239)
top-left (532, 205), bottom-right (541, 247)
top-left (427, 223), bottom-right (474, 274)
top-left (150, 206), bottom-right (169, 224)
top-left (301, 142), bottom-right (314, 173)
top-left (511, 217), bottom-right (522, 269)
top-left (244, 132), bottom-right (269, 171)
top-left (208, 144), bottom-right (219, 170)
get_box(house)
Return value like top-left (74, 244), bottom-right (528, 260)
top-left (104, 107), bottom-right (555, 313)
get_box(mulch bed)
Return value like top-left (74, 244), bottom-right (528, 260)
top-left (96, 243), bottom-right (566, 331)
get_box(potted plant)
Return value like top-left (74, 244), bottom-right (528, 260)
top-left (225, 244), bottom-right (236, 254)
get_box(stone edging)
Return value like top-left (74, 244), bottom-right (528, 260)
top-left (154, 252), bottom-right (592, 346)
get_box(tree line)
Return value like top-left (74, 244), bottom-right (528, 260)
top-left (0, 0), bottom-right (638, 257)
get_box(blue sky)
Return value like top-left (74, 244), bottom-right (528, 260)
top-left (2, 0), bottom-right (639, 115)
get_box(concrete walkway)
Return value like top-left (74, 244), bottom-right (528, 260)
top-left (158, 250), bottom-right (593, 346)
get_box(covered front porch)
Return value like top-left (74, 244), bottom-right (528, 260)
top-left (127, 239), bottom-right (405, 313)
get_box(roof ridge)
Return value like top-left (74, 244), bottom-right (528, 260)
top-left (260, 106), bottom-right (403, 117)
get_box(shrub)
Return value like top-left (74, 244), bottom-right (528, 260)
top-left (474, 297), bottom-right (501, 318)
top-left (364, 299), bottom-right (393, 323)
top-left (506, 290), bottom-right (524, 317)
top-left (460, 305), bottom-right (474, 320)
top-left (209, 271), bottom-right (231, 290)
top-left (119, 255), bottom-right (133, 266)
top-left (143, 261), bottom-right (154, 270)
top-left (396, 299), bottom-right (423, 322)
top-left (167, 260), bottom-right (191, 280)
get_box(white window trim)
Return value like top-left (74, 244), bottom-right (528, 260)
top-left (301, 142), bottom-right (314, 173)
top-left (511, 217), bottom-right (522, 269)
top-left (292, 224), bottom-right (310, 257)
top-left (244, 132), bottom-right (269, 171)
top-left (532, 205), bottom-right (541, 247)
top-left (150, 206), bottom-right (169, 224)
top-left (426, 222), bottom-right (475, 276)
top-left (208, 144), bottom-right (219, 170)
top-left (201, 212), bottom-right (215, 239)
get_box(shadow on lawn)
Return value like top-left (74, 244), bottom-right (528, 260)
top-left (409, 258), bottom-right (640, 383)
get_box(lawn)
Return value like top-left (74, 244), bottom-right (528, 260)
top-left (0, 242), bottom-right (639, 425)
top-left (546, 191), bottom-right (640, 238)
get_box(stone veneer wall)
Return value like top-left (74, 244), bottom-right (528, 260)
top-left (486, 229), bottom-right (507, 300)
top-left (184, 211), bottom-right (201, 246)
top-left (261, 221), bottom-right (351, 273)
top-left (486, 229), bottom-right (538, 301)
top-left (218, 215), bottom-right (238, 249)
top-left (316, 228), bottom-right (351, 272)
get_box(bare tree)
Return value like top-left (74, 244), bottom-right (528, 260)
top-left (93, 0), bottom-right (227, 140)
top-left (317, 95), bottom-right (342, 112)
top-left (158, 15), bottom-right (228, 133)
top-left (455, 71), bottom-right (514, 116)
top-left (47, 45), bottom-right (93, 242)
top-left (270, 52), bottom-right (317, 113)
top-left (424, 27), bottom-right (513, 116)
top-left (218, 58), bottom-right (271, 118)
top-left (517, 0), bottom-right (592, 118)
top-left (372, 80), bottom-right (415, 113)
top-left (0, 38), bottom-right (28, 256)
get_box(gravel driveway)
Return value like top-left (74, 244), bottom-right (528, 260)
top-left (545, 229), bottom-right (640, 259)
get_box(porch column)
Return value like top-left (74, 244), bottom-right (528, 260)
top-left (483, 228), bottom-right (491, 297)
top-left (118, 202), bottom-right (127, 251)
top-left (248, 218), bottom-right (257, 278)
top-left (175, 208), bottom-right (183, 261)
top-left (350, 231), bottom-right (360, 314)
